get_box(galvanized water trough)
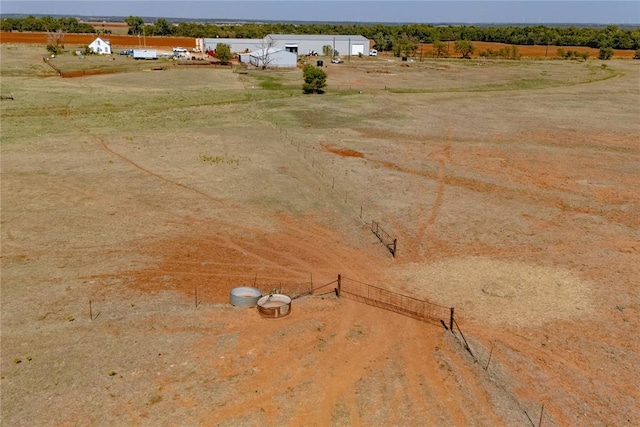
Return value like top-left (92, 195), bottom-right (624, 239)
top-left (229, 287), bottom-right (262, 308)
top-left (257, 294), bottom-right (291, 318)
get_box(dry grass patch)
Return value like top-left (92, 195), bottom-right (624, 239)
top-left (392, 257), bottom-right (594, 326)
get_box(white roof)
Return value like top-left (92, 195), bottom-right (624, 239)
top-left (249, 47), bottom-right (289, 57)
top-left (91, 37), bottom-right (110, 45)
top-left (267, 34), bottom-right (369, 43)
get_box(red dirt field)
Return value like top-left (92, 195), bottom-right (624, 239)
top-left (0, 31), bottom-right (197, 49)
top-left (417, 41), bottom-right (636, 58)
top-left (84, 21), bottom-right (131, 35)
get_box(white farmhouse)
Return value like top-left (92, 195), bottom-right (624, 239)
top-left (88, 37), bottom-right (112, 55)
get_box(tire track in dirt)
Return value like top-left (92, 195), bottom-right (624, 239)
top-left (64, 108), bottom-right (225, 209)
top-left (368, 153), bottom-right (636, 229)
top-left (97, 136), bottom-right (224, 204)
top-left (217, 234), bottom-right (316, 280)
top-left (486, 330), bottom-right (639, 426)
top-left (126, 214), bottom-right (387, 303)
top-left (425, 134), bottom-right (452, 227)
top-left (201, 300), bottom-right (451, 426)
top-left (312, 302), bottom-right (401, 425)
top-left (325, 129), bottom-right (636, 230)
top-left (413, 131), bottom-right (453, 258)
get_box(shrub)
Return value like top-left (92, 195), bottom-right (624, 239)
top-left (599, 47), bottom-right (614, 60)
top-left (302, 64), bottom-right (326, 94)
top-left (46, 44), bottom-right (64, 55)
top-left (480, 46), bottom-right (520, 60)
top-left (216, 43), bottom-right (232, 64)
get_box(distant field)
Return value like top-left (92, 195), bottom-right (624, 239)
top-left (0, 31), bottom-right (197, 49)
top-left (2, 31), bottom-right (637, 58)
top-left (420, 41), bottom-right (637, 59)
top-left (84, 21), bottom-right (131, 35)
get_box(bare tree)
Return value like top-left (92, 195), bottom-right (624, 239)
top-left (46, 30), bottom-right (65, 55)
top-left (254, 38), bottom-right (277, 70)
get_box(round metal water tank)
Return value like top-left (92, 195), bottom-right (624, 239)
top-left (257, 294), bottom-right (292, 318)
top-left (229, 287), bottom-right (262, 307)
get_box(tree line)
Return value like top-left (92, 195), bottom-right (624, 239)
top-left (1, 15), bottom-right (96, 34)
top-left (2, 15), bottom-right (639, 50)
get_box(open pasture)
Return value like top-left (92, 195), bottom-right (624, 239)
top-left (1, 44), bottom-right (639, 426)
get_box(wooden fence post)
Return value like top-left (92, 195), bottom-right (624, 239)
top-left (485, 345), bottom-right (494, 370)
top-left (449, 307), bottom-right (455, 332)
top-left (539, 403), bottom-right (544, 427)
top-left (392, 238), bottom-right (397, 257)
top-left (336, 274), bottom-right (342, 297)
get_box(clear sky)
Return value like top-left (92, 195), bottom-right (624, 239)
top-left (1, 1), bottom-right (639, 25)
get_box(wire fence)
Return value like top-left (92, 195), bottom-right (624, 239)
top-left (254, 281), bottom-right (313, 300)
top-left (268, 120), bottom-right (400, 258)
top-left (371, 220), bottom-right (397, 257)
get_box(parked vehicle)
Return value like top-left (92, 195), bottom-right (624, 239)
top-left (331, 57), bottom-right (343, 64)
top-left (132, 49), bottom-right (157, 60)
top-left (369, 49), bottom-right (378, 56)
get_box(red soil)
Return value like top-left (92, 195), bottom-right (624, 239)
top-left (321, 142), bottom-right (364, 158)
top-left (0, 31), bottom-right (197, 49)
top-left (419, 41), bottom-right (637, 58)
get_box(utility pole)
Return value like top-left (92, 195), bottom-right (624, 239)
top-left (333, 36), bottom-right (336, 61)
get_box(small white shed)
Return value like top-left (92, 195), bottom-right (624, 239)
top-left (88, 37), bottom-right (111, 55)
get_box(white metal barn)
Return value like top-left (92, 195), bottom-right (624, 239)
top-left (248, 48), bottom-right (297, 68)
top-left (88, 37), bottom-right (111, 55)
top-left (199, 34), bottom-right (372, 58)
top-left (264, 34), bottom-right (371, 57)
top-left (201, 38), bottom-right (265, 54)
